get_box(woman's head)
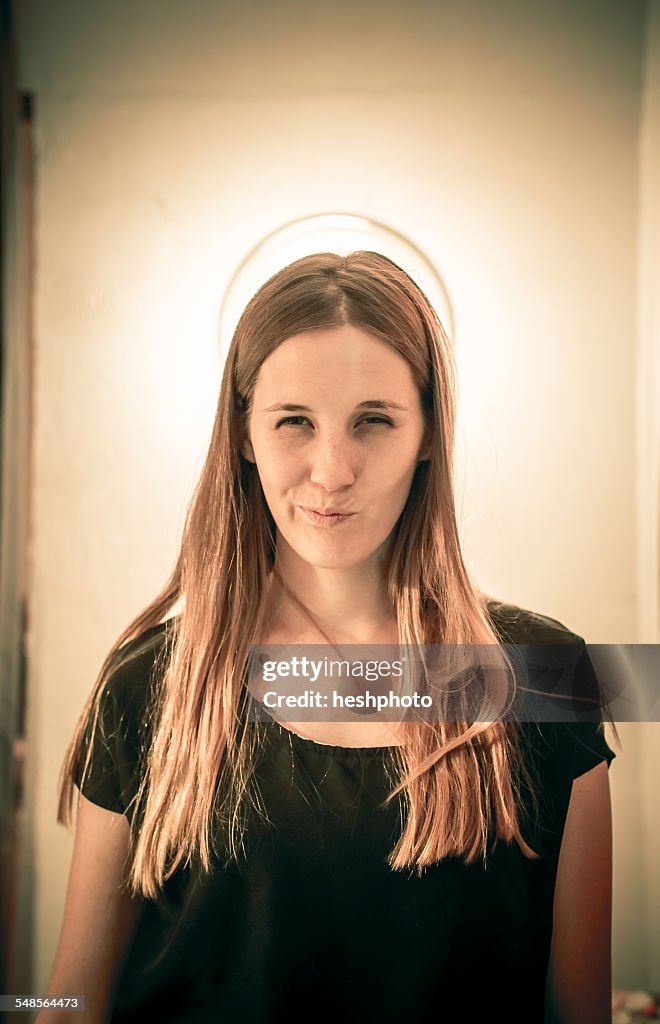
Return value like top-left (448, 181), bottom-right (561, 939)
top-left (225, 251), bottom-right (458, 588)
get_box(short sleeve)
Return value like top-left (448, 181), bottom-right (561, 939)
top-left (72, 625), bottom-right (167, 820)
top-left (569, 641), bottom-right (617, 778)
top-left (71, 622), bottom-right (172, 815)
top-left (571, 719), bottom-right (617, 779)
top-left (73, 672), bottom-right (143, 818)
top-left (73, 683), bottom-right (125, 812)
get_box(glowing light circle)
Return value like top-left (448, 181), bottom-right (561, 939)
top-left (218, 213), bottom-right (455, 359)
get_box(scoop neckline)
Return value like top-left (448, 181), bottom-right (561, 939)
top-left (262, 710), bottom-right (404, 757)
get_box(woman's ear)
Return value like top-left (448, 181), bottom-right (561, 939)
top-left (240, 431), bottom-right (256, 463)
top-left (236, 413), bottom-right (256, 463)
top-left (417, 422), bottom-right (433, 462)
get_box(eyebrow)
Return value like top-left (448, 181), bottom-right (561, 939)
top-left (263, 400), bottom-right (408, 413)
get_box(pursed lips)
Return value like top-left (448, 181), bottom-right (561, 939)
top-left (299, 506), bottom-right (356, 516)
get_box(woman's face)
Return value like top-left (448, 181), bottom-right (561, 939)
top-left (241, 324), bottom-right (430, 571)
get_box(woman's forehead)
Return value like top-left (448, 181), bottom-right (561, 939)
top-left (255, 326), bottom-right (417, 393)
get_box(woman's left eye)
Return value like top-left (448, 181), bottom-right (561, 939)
top-left (275, 416), bottom-right (392, 429)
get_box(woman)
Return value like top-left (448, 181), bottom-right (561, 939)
top-left (41, 252), bottom-right (616, 1024)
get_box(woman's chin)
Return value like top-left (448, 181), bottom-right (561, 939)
top-left (294, 542), bottom-right (375, 571)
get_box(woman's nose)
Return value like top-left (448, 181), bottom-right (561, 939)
top-left (307, 436), bottom-right (357, 489)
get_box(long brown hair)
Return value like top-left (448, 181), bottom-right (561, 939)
top-left (58, 251), bottom-right (541, 898)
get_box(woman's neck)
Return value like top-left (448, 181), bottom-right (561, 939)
top-left (265, 559), bottom-right (397, 646)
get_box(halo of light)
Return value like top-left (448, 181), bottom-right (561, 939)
top-left (218, 212), bottom-right (455, 358)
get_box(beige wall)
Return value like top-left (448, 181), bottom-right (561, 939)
top-left (637, 0), bottom-right (660, 994)
top-left (16, 0), bottom-right (655, 992)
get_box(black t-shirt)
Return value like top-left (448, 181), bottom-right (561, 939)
top-left (73, 602), bottom-right (616, 1024)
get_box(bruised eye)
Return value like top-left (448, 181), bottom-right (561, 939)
top-left (274, 416), bottom-right (393, 429)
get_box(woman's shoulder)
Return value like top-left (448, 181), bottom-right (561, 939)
top-left (484, 601), bottom-right (618, 783)
top-left (485, 597), bottom-right (584, 646)
top-left (75, 621), bottom-right (173, 817)
top-left (99, 618), bottom-right (173, 715)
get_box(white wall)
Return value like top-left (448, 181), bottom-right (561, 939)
top-left (16, 0), bottom-right (653, 992)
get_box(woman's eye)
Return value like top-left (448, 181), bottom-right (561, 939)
top-left (275, 416), bottom-right (392, 429)
top-left (275, 416), bottom-right (310, 428)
